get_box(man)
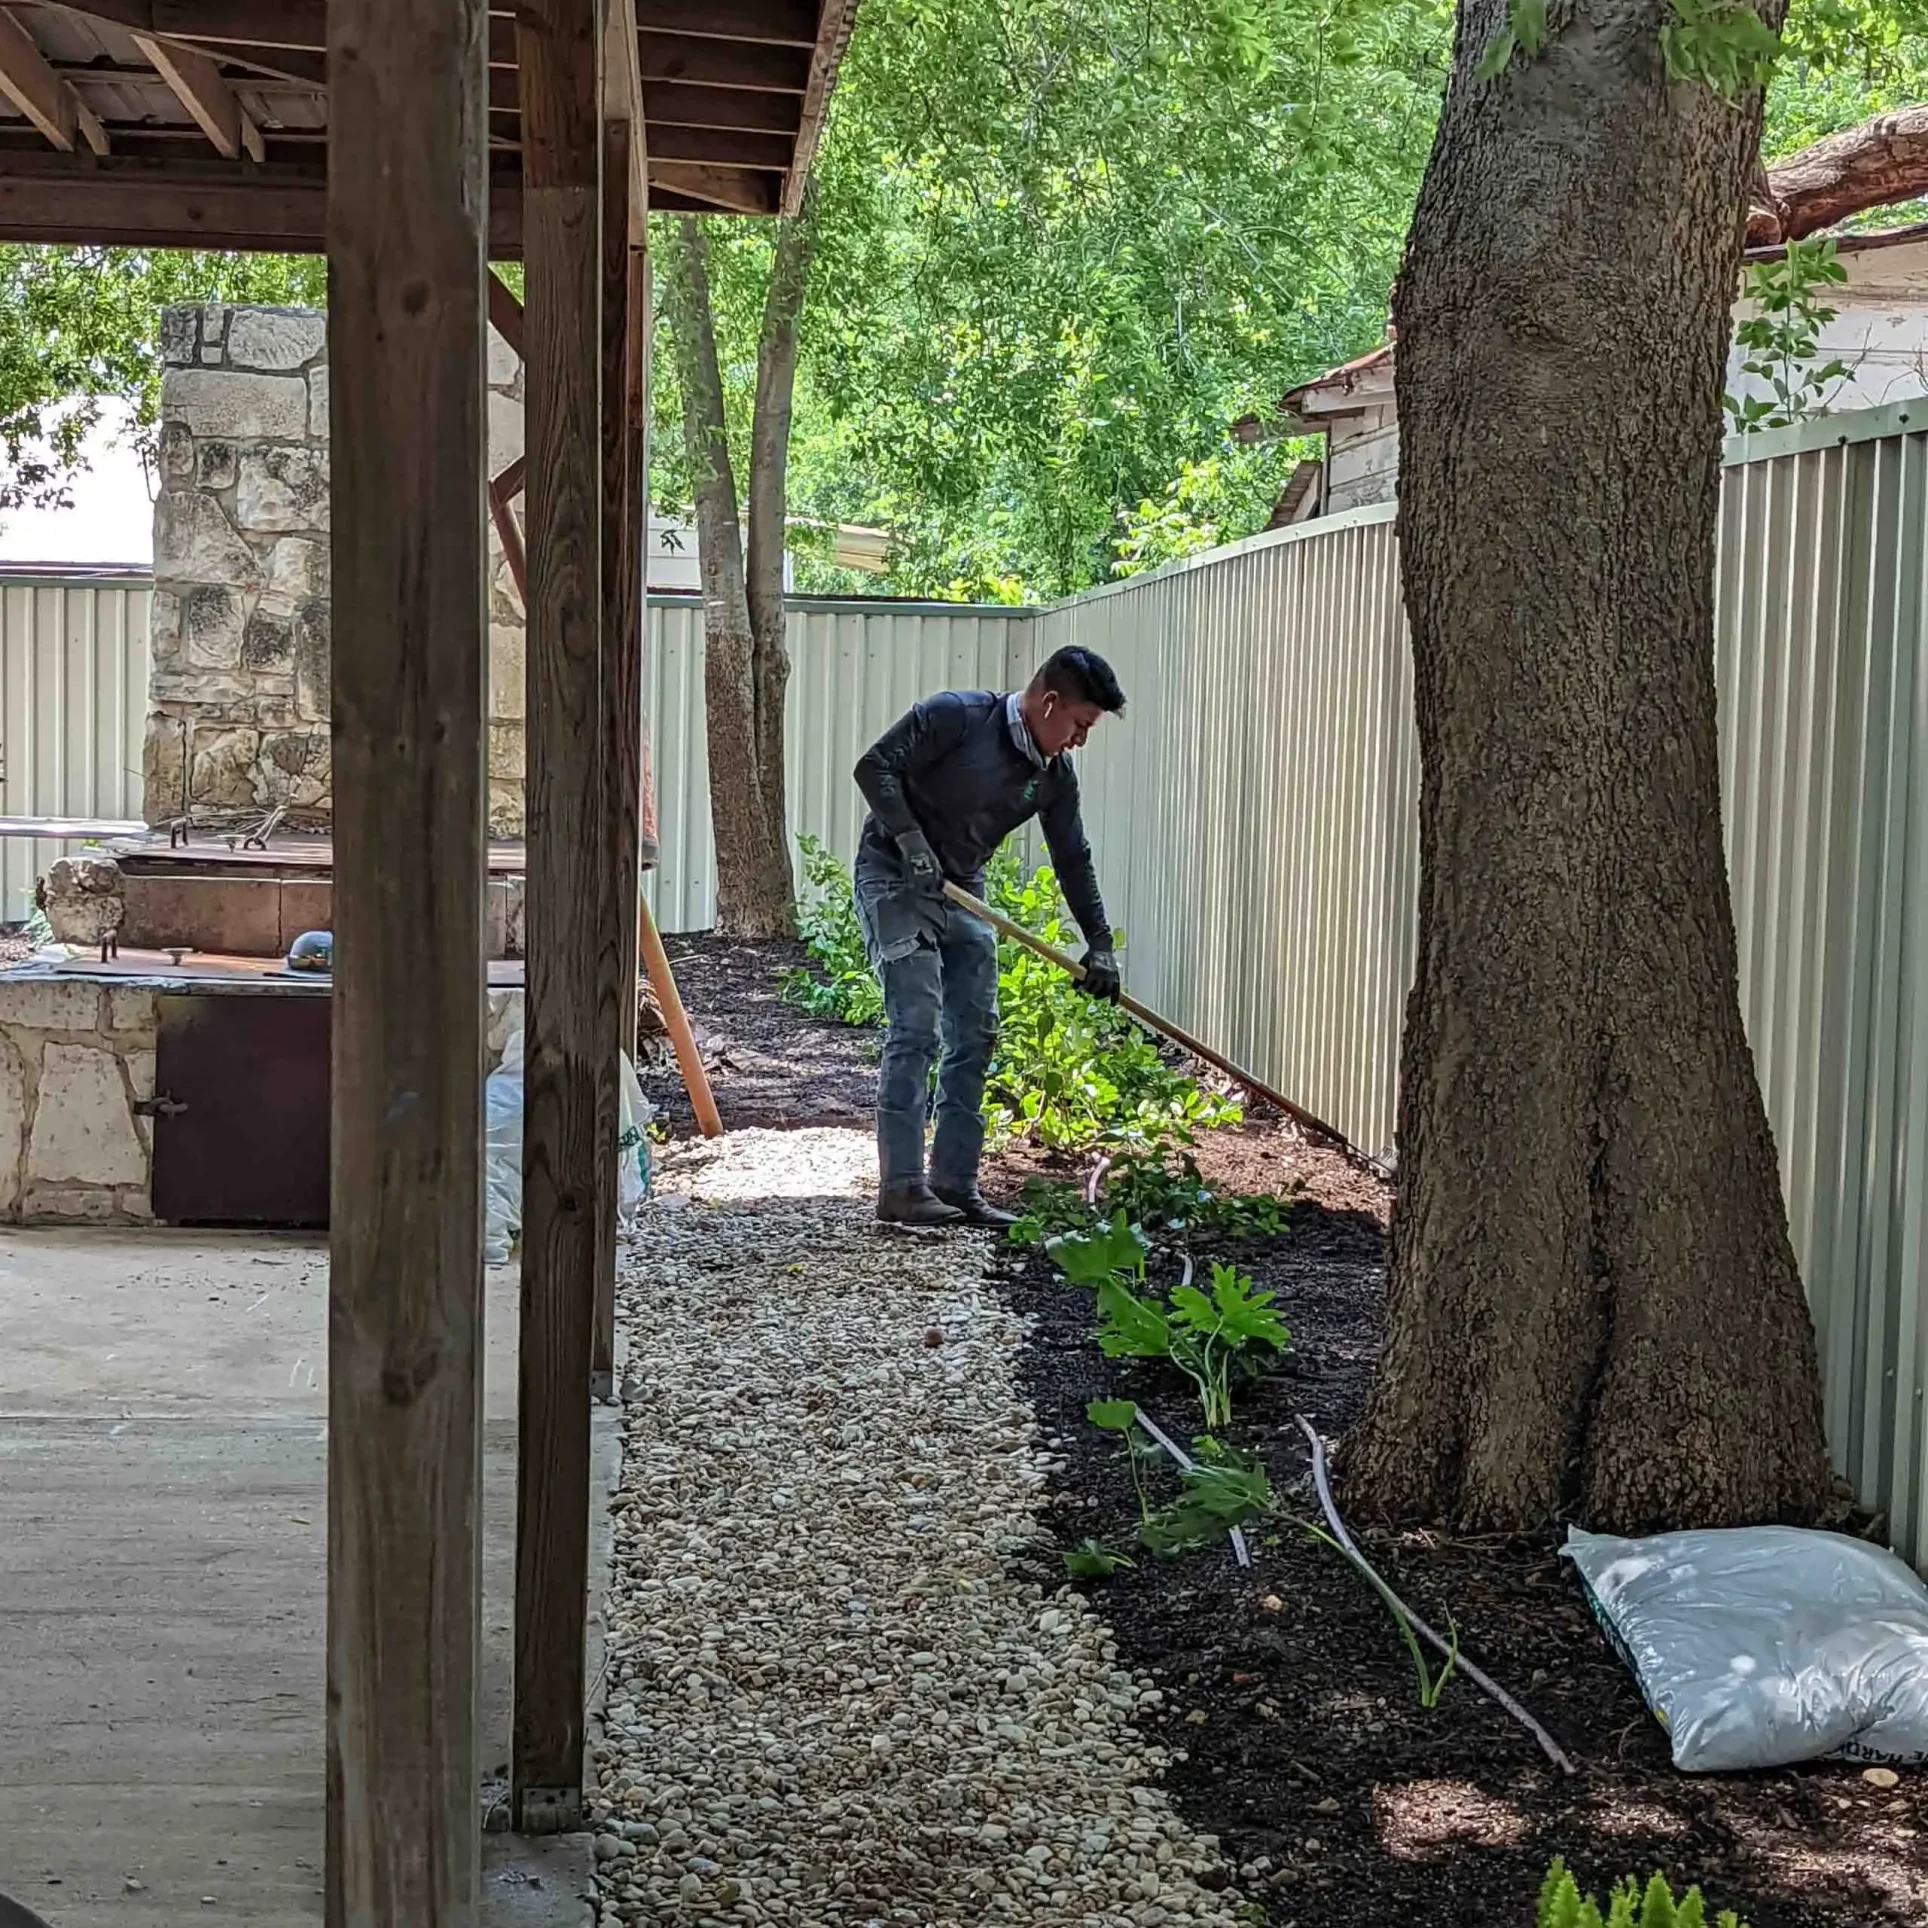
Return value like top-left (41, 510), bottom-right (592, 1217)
top-left (852, 645), bottom-right (1126, 1228)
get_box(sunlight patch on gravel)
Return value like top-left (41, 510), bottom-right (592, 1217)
top-left (593, 1127), bottom-right (1243, 1926)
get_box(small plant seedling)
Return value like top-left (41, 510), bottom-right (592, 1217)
top-left (1088, 1397), bottom-right (1160, 1525)
top-left (1049, 1211), bottom-right (1150, 1287)
top-left (1095, 1259), bottom-right (1289, 1431)
top-left (1537, 1860), bottom-right (1748, 1928)
top-left (1061, 1537), bottom-right (1136, 1579)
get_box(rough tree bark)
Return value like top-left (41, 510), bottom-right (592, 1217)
top-left (1749, 103), bottom-right (1928, 245)
top-left (1347, 0), bottom-right (1832, 1533)
top-left (663, 213), bottom-right (798, 940)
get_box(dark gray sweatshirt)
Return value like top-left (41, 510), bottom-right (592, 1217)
top-left (853, 689), bottom-right (1111, 947)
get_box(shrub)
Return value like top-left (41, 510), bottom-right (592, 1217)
top-left (1009, 1146), bottom-right (1289, 1249)
top-left (781, 832), bottom-right (885, 1026)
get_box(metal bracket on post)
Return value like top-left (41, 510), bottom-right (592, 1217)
top-left (513, 1786), bottom-right (583, 1836)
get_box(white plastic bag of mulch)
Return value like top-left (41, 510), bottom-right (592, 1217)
top-left (1564, 1524), bottom-right (1928, 1771)
top-left (483, 1008), bottom-right (527, 1266)
top-left (617, 1050), bottom-right (653, 1224)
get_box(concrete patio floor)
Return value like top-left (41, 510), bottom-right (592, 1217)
top-left (0, 1228), bottom-right (612, 1927)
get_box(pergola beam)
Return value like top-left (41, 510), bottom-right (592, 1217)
top-left (0, 6), bottom-right (106, 152)
top-left (49, 0), bottom-right (327, 50)
top-left (135, 29), bottom-right (264, 162)
top-left (324, 0), bottom-right (487, 1916)
top-left (642, 79), bottom-right (802, 134)
top-left (648, 157), bottom-right (778, 213)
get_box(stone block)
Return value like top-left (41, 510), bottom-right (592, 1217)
top-left (235, 445), bottom-right (329, 534)
top-left (307, 364), bottom-right (329, 439)
top-left (226, 308), bottom-right (325, 372)
top-left (109, 988), bottom-right (157, 1036)
top-left (488, 780), bottom-right (525, 840)
top-left (293, 598), bottom-right (330, 723)
top-left (158, 419), bottom-right (195, 480)
top-left (149, 589), bottom-right (182, 667)
top-left (181, 583), bottom-right (245, 669)
top-left (164, 367), bottom-right (307, 442)
top-left (160, 305), bottom-right (200, 368)
top-left (27, 1042), bottom-right (146, 1189)
top-left (266, 536), bottom-right (328, 603)
top-left (151, 668), bottom-right (266, 710)
top-left (143, 713), bottom-right (188, 824)
top-left (155, 491), bottom-right (261, 594)
top-left (22, 1184), bottom-right (122, 1223)
top-left (124, 1046), bottom-right (156, 1154)
top-left (488, 720), bottom-right (525, 783)
top-left (0, 982), bottom-right (105, 1030)
top-left (38, 856), bottom-right (124, 947)
top-left (488, 621), bottom-right (525, 720)
top-left (197, 439), bottom-right (238, 491)
top-left (188, 724), bottom-right (261, 811)
top-left (242, 606), bottom-right (294, 670)
top-left (489, 878), bottom-right (527, 960)
top-left (255, 730), bottom-right (330, 811)
top-left (280, 881), bottom-right (332, 950)
top-left (487, 387), bottom-right (524, 470)
top-left (121, 874), bottom-right (281, 956)
top-left (201, 303), bottom-right (229, 362)
top-left (0, 1031), bottom-right (23, 1216)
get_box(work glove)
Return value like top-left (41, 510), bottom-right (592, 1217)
top-left (898, 828), bottom-right (945, 899)
top-left (1079, 947), bottom-right (1122, 1002)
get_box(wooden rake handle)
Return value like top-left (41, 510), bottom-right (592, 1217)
top-left (941, 882), bottom-right (1361, 1159)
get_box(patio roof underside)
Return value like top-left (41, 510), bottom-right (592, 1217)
top-left (0, 0), bottom-right (849, 252)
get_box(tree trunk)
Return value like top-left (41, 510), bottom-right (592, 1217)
top-left (1347, 0), bottom-right (1832, 1534)
top-left (1749, 103), bottom-right (1928, 246)
top-left (658, 213), bottom-right (794, 939)
top-left (744, 192), bottom-right (818, 926)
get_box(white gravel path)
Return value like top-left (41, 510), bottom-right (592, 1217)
top-left (592, 1127), bottom-right (1248, 1928)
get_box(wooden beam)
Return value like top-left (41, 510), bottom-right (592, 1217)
top-left (135, 30), bottom-right (264, 161)
top-left (488, 477), bottom-right (528, 600)
top-left (324, 0), bottom-right (487, 1919)
top-left (637, 34), bottom-right (810, 93)
top-left (0, 7), bottom-right (107, 152)
top-left (649, 125), bottom-right (791, 171)
top-left (513, 0), bottom-right (601, 1835)
top-left (0, 148), bottom-right (527, 253)
top-left (787, 0), bottom-right (857, 213)
top-left (487, 266), bottom-right (524, 359)
top-left (647, 158), bottom-right (779, 213)
top-left (641, 79), bottom-right (802, 135)
top-left (48, 0), bottom-right (326, 50)
top-left (635, 0), bottom-right (819, 47)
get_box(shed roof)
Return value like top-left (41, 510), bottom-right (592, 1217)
top-left (0, 0), bottom-right (853, 252)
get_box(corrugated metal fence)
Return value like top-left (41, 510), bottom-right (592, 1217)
top-left (1044, 401), bottom-right (1928, 1562)
top-left (642, 597), bottom-right (1036, 932)
top-left (0, 570), bottom-right (150, 922)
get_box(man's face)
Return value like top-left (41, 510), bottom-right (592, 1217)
top-left (1031, 693), bottom-right (1106, 757)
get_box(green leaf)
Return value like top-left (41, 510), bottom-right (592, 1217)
top-left (1047, 1210), bottom-right (1148, 1286)
top-left (1096, 1278), bottom-right (1174, 1359)
top-left (1086, 1397), bottom-right (1140, 1431)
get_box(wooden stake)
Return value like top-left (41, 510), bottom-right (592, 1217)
top-left (637, 889), bottom-right (722, 1138)
top-left (325, 0), bottom-right (487, 1915)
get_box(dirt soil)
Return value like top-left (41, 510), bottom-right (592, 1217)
top-left (638, 931), bottom-right (877, 1134)
top-left (981, 1120), bottom-right (1927, 1928)
top-left (649, 933), bottom-right (1925, 1925)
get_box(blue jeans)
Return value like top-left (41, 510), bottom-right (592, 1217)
top-left (858, 893), bottom-right (999, 1190)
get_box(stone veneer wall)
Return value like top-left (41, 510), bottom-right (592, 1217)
top-left (0, 983), bottom-right (525, 1225)
top-left (143, 302), bottom-right (529, 836)
top-left (0, 982), bottom-right (157, 1224)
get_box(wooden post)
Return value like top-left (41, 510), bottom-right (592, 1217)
top-left (513, 0), bottom-right (602, 1833)
top-left (325, 0), bottom-right (487, 1917)
top-left (592, 117), bottom-right (639, 1397)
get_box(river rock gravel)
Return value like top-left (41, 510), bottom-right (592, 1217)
top-left (594, 1127), bottom-right (1249, 1928)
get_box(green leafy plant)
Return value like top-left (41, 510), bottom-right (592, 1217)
top-left (1725, 239), bottom-right (1851, 433)
top-left (1062, 1536), bottom-right (1136, 1578)
top-left (1093, 1256), bottom-right (1289, 1430)
top-left (1047, 1210), bottom-right (1151, 1287)
top-left (1087, 1395), bottom-right (1164, 1527)
top-left (781, 832), bottom-right (886, 1025)
top-left (1538, 1861), bottom-right (1748, 1928)
top-left (1479, 0), bottom-right (1782, 96)
top-left (1010, 1149), bottom-right (1288, 1250)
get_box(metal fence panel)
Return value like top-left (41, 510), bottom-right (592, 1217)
top-left (1046, 403), bottom-right (1928, 1563)
top-left (642, 597), bottom-right (1036, 933)
top-left (0, 571), bottom-right (149, 922)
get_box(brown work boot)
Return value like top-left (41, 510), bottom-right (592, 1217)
top-left (877, 1181), bottom-right (966, 1227)
top-left (931, 1185), bottom-right (1018, 1229)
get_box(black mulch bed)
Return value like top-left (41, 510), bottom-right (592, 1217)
top-left (649, 932), bottom-right (1924, 1926)
top-left (638, 930), bottom-right (878, 1134)
top-left (982, 1124), bottom-right (1926, 1928)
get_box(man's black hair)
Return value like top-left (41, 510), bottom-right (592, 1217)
top-left (1032, 645), bottom-right (1126, 714)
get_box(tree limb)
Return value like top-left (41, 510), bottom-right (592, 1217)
top-left (1749, 104), bottom-right (1928, 247)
